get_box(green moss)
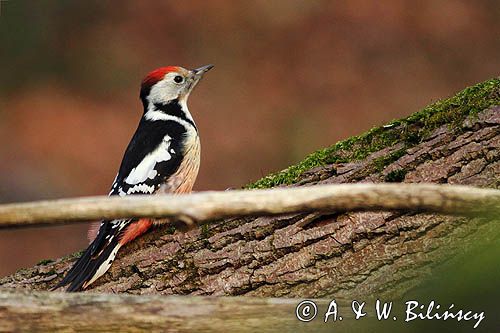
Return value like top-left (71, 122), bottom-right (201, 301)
top-left (372, 148), bottom-right (407, 173)
top-left (385, 169), bottom-right (408, 183)
top-left (247, 78), bottom-right (500, 189)
top-left (37, 259), bottom-right (54, 265)
top-left (165, 225), bottom-right (176, 235)
top-left (200, 223), bottom-right (210, 239)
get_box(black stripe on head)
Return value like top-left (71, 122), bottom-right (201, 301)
top-left (154, 100), bottom-right (196, 128)
top-left (140, 86), bottom-right (151, 104)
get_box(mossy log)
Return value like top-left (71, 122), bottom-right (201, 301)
top-left (0, 79), bottom-right (499, 331)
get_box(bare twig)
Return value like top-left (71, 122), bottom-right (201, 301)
top-left (0, 184), bottom-right (498, 228)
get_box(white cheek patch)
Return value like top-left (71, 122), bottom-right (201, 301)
top-left (148, 74), bottom-right (182, 103)
top-left (125, 135), bottom-right (173, 185)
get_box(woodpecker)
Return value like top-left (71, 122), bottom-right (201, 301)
top-left (54, 64), bottom-right (213, 292)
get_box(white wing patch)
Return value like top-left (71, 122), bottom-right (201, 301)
top-left (109, 174), bottom-right (119, 195)
top-left (126, 183), bottom-right (155, 195)
top-left (124, 135), bottom-right (173, 185)
top-left (110, 219), bottom-right (129, 229)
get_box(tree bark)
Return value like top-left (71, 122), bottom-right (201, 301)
top-left (1, 104), bottom-right (498, 300)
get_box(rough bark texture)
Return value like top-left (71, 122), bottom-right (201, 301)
top-left (2, 103), bottom-right (498, 300)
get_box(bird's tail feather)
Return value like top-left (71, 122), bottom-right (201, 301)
top-left (52, 220), bottom-right (127, 292)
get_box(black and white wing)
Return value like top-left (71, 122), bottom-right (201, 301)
top-left (109, 119), bottom-right (187, 196)
top-left (87, 118), bottom-right (187, 242)
top-left (55, 119), bottom-right (188, 291)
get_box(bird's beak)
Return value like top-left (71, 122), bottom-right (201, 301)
top-left (185, 64), bottom-right (214, 95)
top-left (193, 64), bottom-right (214, 77)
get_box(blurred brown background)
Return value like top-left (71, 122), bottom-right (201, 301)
top-left (0, 0), bottom-right (499, 276)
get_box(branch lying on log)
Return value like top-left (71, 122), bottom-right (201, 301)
top-left (0, 184), bottom-right (498, 228)
top-left (0, 290), bottom-right (343, 332)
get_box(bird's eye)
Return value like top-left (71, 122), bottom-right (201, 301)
top-left (174, 75), bottom-right (184, 84)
